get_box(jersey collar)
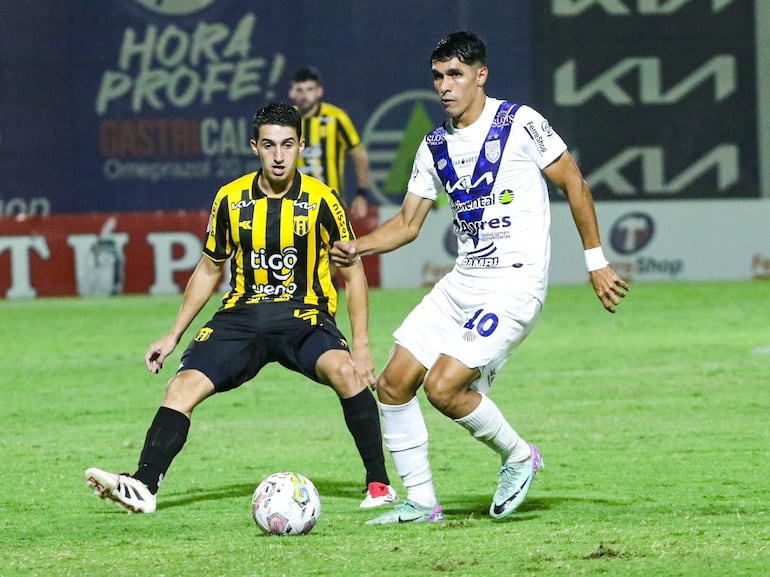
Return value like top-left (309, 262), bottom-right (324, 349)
top-left (252, 171), bottom-right (302, 200)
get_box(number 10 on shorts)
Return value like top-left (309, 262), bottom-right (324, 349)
top-left (463, 309), bottom-right (499, 337)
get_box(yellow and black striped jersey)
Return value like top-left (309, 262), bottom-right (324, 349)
top-left (297, 101), bottom-right (361, 193)
top-left (203, 171), bottom-right (354, 315)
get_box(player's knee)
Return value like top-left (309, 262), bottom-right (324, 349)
top-left (423, 375), bottom-right (456, 414)
top-left (374, 371), bottom-right (411, 404)
top-left (324, 359), bottom-right (362, 397)
top-left (163, 371), bottom-right (213, 413)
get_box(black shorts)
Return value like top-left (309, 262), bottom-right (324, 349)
top-left (178, 302), bottom-right (350, 392)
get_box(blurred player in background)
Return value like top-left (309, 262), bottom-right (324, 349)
top-left (86, 103), bottom-right (397, 514)
top-left (289, 67), bottom-right (370, 220)
top-left (333, 31), bottom-right (628, 524)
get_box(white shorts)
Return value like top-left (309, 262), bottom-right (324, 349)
top-left (393, 270), bottom-right (543, 393)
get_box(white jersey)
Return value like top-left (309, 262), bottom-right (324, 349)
top-left (408, 97), bottom-right (567, 299)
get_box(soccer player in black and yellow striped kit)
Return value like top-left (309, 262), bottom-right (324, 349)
top-left (289, 67), bottom-right (370, 220)
top-left (85, 103), bottom-right (397, 514)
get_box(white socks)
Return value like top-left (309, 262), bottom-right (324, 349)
top-left (380, 397), bottom-right (437, 508)
top-left (455, 393), bottom-right (530, 464)
top-left (380, 394), bottom-right (528, 508)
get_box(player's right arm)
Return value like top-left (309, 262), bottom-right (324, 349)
top-left (331, 191), bottom-right (433, 265)
top-left (145, 255), bottom-right (225, 373)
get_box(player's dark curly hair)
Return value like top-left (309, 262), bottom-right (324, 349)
top-left (431, 31), bottom-right (486, 66)
top-left (292, 67), bottom-right (322, 84)
top-left (252, 102), bottom-right (302, 140)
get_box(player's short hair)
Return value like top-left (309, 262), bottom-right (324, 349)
top-left (431, 31), bottom-right (486, 66)
top-left (292, 67), bottom-right (322, 85)
top-left (252, 102), bottom-right (302, 140)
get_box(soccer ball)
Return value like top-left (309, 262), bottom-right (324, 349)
top-left (251, 472), bottom-right (321, 536)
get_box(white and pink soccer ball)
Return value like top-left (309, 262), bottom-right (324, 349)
top-left (251, 472), bottom-right (321, 536)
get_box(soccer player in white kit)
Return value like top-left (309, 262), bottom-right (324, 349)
top-left (332, 31), bottom-right (629, 524)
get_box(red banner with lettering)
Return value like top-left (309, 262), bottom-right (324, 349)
top-left (0, 209), bottom-right (379, 299)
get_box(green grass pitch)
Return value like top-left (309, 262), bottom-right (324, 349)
top-left (1, 280), bottom-right (768, 576)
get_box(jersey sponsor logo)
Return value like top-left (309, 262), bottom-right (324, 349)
top-left (293, 200), bottom-right (318, 210)
top-left (450, 195), bottom-right (495, 213)
top-left (250, 247), bottom-right (298, 280)
top-left (454, 154), bottom-right (479, 168)
top-left (249, 282), bottom-right (298, 298)
top-left (426, 129), bottom-right (446, 146)
top-left (461, 255), bottom-right (500, 268)
top-left (524, 121), bottom-right (547, 154)
top-left (455, 215), bottom-right (512, 239)
top-left (444, 172), bottom-right (494, 194)
top-left (231, 199), bottom-right (256, 210)
top-left (330, 201), bottom-right (350, 237)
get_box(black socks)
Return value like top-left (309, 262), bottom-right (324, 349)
top-left (340, 388), bottom-right (390, 487)
top-left (134, 406), bottom-right (190, 494)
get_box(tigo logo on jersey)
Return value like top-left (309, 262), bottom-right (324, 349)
top-left (250, 247), bottom-right (298, 280)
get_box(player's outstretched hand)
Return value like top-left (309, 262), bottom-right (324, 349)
top-left (351, 346), bottom-right (376, 388)
top-left (331, 240), bottom-right (360, 268)
top-left (145, 335), bottom-right (179, 374)
top-left (589, 267), bottom-right (629, 313)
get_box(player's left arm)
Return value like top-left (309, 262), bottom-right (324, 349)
top-left (336, 259), bottom-right (375, 385)
top-left (543, 151), bottom-right (629, 313)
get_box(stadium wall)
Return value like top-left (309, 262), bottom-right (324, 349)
top-left (1, 200), bottom-right (768, 299)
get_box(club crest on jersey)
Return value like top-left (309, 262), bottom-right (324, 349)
top-left (294, 216), bottom-right (309, 236)
top-left (484, 139), bottom-right (501, 163)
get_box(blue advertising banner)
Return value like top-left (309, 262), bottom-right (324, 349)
top-left (0, 0), bottom-right (534, 215)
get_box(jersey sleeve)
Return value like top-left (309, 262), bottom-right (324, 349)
top-left (202, 190), bottom-right (232, 262)
top-left (514, 105), bottom-right (568, 169)
top-left (406, 139), bottom-right (442, 201)
top-left (321, 190), bottom-right (355, 244)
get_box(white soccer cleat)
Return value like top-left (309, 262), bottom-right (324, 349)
top-left (489, 443), bottom-right (543, 520)
top-left (86, 467), bottom-right (157, 514)
top-left (359, 482), bottom-right (399, 509)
